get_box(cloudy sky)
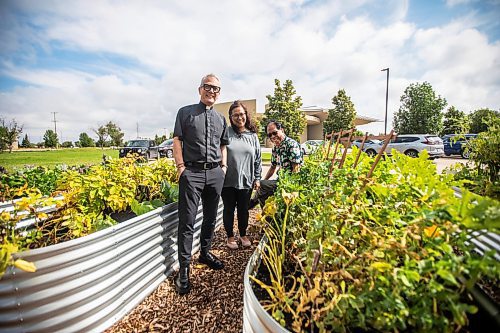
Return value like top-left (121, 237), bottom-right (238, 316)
top-left (1, 0), bottom-right (499, 143)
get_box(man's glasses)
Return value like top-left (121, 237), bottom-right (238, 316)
top-left (231, 113), bottom-right (246, 119)
top-left (201, 84), bottom-right (221, 93)
top-left (267, 131), bottom-right (279, 138)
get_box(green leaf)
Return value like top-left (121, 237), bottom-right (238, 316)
top-left (370, 262), bottom-right (392, 271)
top-left (437, 269), bottom-right (458, 286)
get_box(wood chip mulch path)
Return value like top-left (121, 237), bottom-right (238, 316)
top-left (106, 209), bottom-right (262, 333)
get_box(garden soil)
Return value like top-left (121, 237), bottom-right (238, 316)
top-left (106, 209), bottom-right (262, 333)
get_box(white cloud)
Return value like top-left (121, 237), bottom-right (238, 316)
top-left (0, 0), bottom-right (499, 142)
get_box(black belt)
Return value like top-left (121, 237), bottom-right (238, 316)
top-left (185, 161), bottom-right (220, 170)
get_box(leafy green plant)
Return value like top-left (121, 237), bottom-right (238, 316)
top-left (254, 148), bottom-right (499, 332)
top-left (130, 199), bottom-right (165, 216)
top-left (0, 166), bottom-right (65, 201)
top-left (468, 114), bottom-right (500, 184)
top-left (448, 114), bottom-right (500, 200)
top-left (0, 157), bottom-right (178, 277)
top-left (160, 180), bottom-right (179, 204)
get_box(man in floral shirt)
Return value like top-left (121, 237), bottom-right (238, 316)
top-left (250, 120), bottom-right (303, 208)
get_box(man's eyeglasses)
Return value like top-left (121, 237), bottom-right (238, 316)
top-left (201, 84), bottom-right (221, 93)
top-left (231, 113), bottom-right (246, 119)
top-left (267, 131), bottom-right (279, 138)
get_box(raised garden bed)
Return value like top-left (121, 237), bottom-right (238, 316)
top-left (244, 147), bottom-right (499, 332)
top-left (0, 201), bottom-right (223, 333)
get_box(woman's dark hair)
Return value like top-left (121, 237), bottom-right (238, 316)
top-left (228, 100), bottom-right (257, 134)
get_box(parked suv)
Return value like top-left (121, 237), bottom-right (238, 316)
top-left (158, 139), bottom-right (174, 158)
top-left (119, 139), bottom-right (159, 159)
top-left (352, 139), bottom-right (381, 148)
top-left (364, 134), bottom-right (444, 159)
top-left (442, 134), bottom-right (477, 159)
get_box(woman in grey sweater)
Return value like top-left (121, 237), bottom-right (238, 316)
top-left (222, 100), bottom-right (262, 249)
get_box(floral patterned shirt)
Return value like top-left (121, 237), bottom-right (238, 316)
top-left (271, 136), bottom-right (303, 172)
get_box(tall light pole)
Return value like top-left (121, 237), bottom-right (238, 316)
top-left (51, 112), bottom-right (59, 148)
top-left (381, 68), bottom-right (389, 135)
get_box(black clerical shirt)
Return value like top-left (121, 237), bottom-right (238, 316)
top-left (173, 102), bottom-right (229, 163)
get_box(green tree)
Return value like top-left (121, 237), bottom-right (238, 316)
top-left (469, 108), bottom-right (500, 133)
top-left (61, 141), bottom-right (74, 148)
top-left (0, 122), bottom-right (6, 151)
top-left (154, 134), bottom-right (167, 145)
top-left (43, 129), bottom-right (58, 148)
top-left (0, 118), bottom-right (23, 153)
top-left (262, 79), bottom-right (306, 142)
top-left (468, 114), bottom-right (500, 186)
top-left (442, 106), bottom-right (469, 135)
top-left (94, 125), bottom-right (109, 149)
top-left (393, 81), bottom-right (447, 134)
top-left (323, 89), bottom-right (357, 135)
top-left (106, 121), bottom-right (124, 147)
top-left (78, 132), bottom-right (95, 147)
top-left (21, 134), bottom-right (30, 148)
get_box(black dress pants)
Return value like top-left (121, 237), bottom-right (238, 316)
top-left (221, 187), bottom-right (252, 238)
top-left (253, 179), bottom-right (277, 208)
top-left (177, 167), bottom-right (225, 268)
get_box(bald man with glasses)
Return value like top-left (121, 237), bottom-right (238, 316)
top-left (173, 73), bottom-right (229, 295)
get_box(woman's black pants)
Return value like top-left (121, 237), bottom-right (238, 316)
top-left (221, 187), bottom-right (252, 238)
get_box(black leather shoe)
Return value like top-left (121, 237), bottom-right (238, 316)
top-left (175, 266), bottom-right (190, 295)
top-left (199, 252), bottom-right (224, 270)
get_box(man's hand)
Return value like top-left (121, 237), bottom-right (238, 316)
top-left (253, 180), bottom-right (261, 191)
top-left (176, 165), bottom-right (185, 181)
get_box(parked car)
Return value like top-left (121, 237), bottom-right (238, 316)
top-left (301, 140), bottom-right (323, 155)
top-left (442, 134), bottom-right (477, 159)
top-left (158, 139), bottom-right (174, 158)
top-left (351, 139), bottom-right (382, 148)
top-left (364, 134), bottom-right (444, 159)
top-left (119, 139), bottom-right (159, 159)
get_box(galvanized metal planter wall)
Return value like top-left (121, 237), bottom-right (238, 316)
top-left (243, 236), bottom-right (289, 333)
top-left (0, 201), bottom-right (223, 333)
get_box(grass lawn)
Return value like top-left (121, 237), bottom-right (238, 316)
top-left (0, 148), bottom-right (119, 172)
top-left (1, 148), bottom-right (272, 172)
top-left (262, 151), bottom-right (271, 163)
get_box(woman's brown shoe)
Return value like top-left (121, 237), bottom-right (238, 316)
top-left (241, 236), bottom-right (251, 248)
top-left (227, 237), bottom-right (238, 250)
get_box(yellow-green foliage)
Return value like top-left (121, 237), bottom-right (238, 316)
top-left (0, 157), bottom-right (177, 277)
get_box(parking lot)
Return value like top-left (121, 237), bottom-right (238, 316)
top-left (433, 156), bottom-right (467, 173)
top-left (260, 149), bottom-right (467, 177)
